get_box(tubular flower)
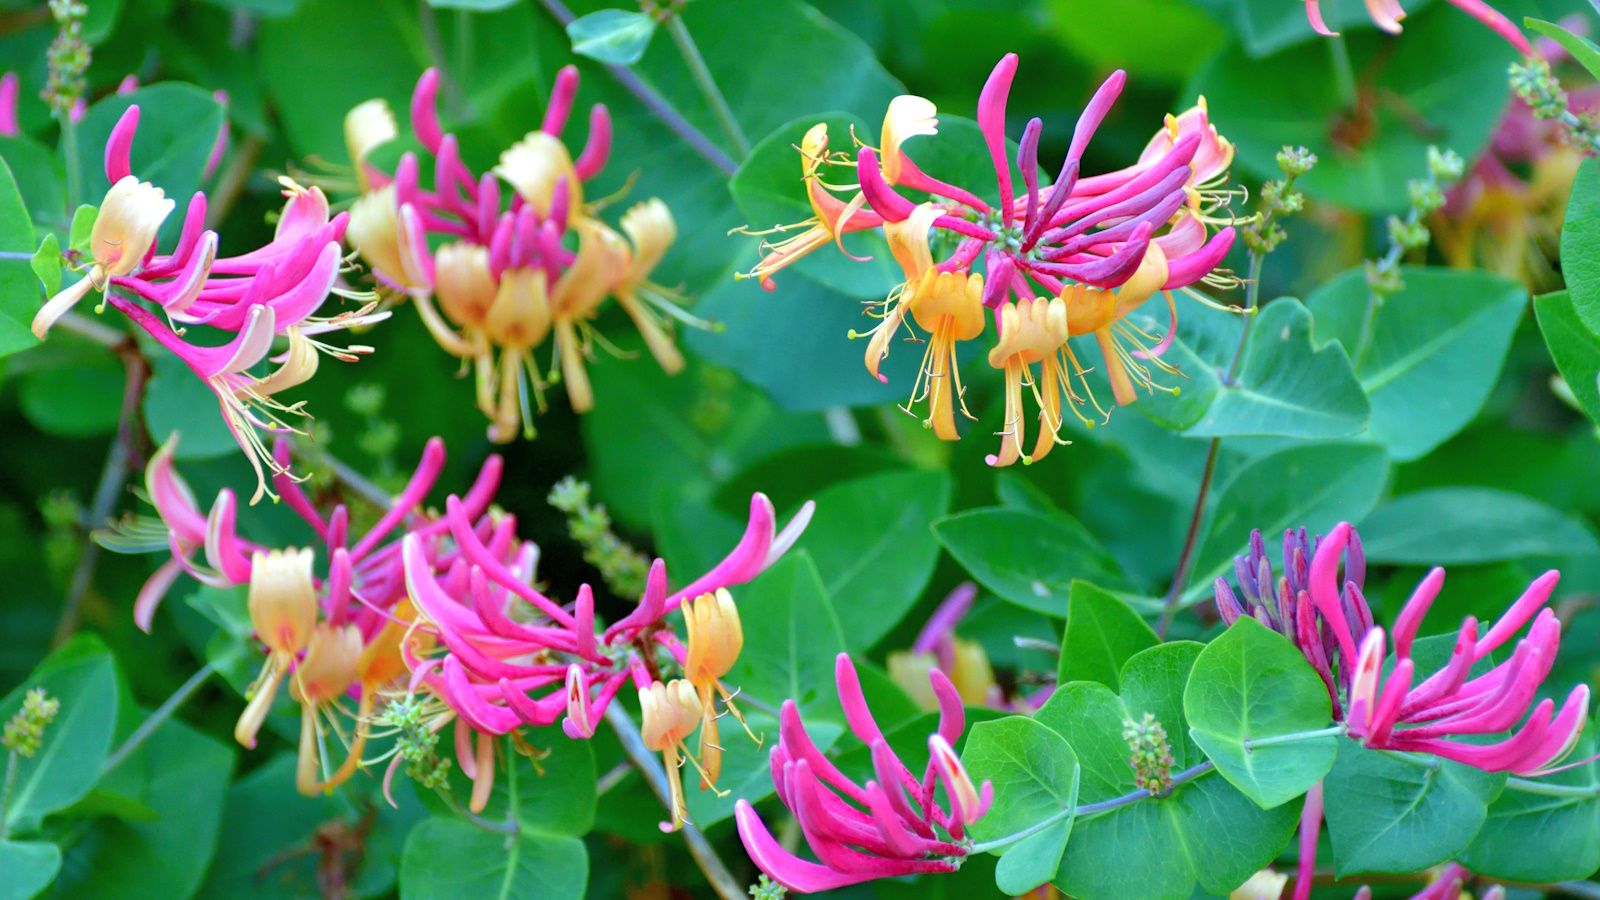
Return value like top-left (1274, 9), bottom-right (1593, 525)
top-left (735, 654), bottom-right (993, 894)
top-left (30, 105), bottom-right (385, 502)
top-left (112, 426), bottom-right (817, 810)
top-left (340, 66), bottom-right (704, 442)
top-left (1303, 0), bottom-right (1531, 55)
top-left (749, 55), bottom-right (1239, 461)
top-left (640, 679), bottom-right (711, 832)
top-left (1215, 522), bottom-right (1589, 776)
top-left (683, 588), bottom-right (754, 786)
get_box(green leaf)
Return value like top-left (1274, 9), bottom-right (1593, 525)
top-left (1359, 487), bottom-right (1600, 564)
top-left (1039, 643), bottom-right (1299, 899)
top-left (789, 469), bottom-right (950, 650)
top-left (0, 136), bottom-right (66, 227)
top-left (1057, 580), bottom-right (1158, 692)
top-left (933, 507), bottom-right (1126, 617)
top-left (962, 716), bottom-right (1080, 895)
top-left (54, 718), bottom-right (234, 900)
top-left (455, 730), bottom-right (598, 838)
top-left (0, 156), bottom-right (39, 358)
top-left (140, 349), bottom-right (238, 461)
top-left (1307, 266), bottom-right (1528, 461)
top-left (0, 840), bottom-right (60, 900)
top-left (1322, 739), bottom-right (1504, 875)
top-left (1185, 618), bottom-right (1337, 809)
top-left (1527, 17), bottom-right (1600, 82)
top-left (67, 205), bottom-right (97, 256)
top-left (1459, 733), bottom-right (1600, 882)
top-left (29, 234), bottom-right (59, 298)
top-left (1193, 442), bottom-right (1389, 593)
top-left (566, 9), bottom-right (657, 66)
top-left (0, 634), bottom-right (119, 833)
top-left (1185, 299), bottom-right (1369, 440)
top-left (1045, 0), bottom-right (1223, 80)
top-left (1194, 3), bottom-right (1512, 212)
top-left (1567, 161), bottom-right (1600, 334)
top-left (1536, 288), bottom-right (1600, 424)
top-left (399, 819), bottom-right (587, 900)
top-left (198, 753), bottom-right (422, 899)
top-left (729, 551), bottom-right (847, 715)
top-left (18, 350), bottom-right (124, 437)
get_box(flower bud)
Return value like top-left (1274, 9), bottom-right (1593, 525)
top-left (94, 176), bottom-right (173, 277)
top-left (248, 548), bottom-right (318, 660)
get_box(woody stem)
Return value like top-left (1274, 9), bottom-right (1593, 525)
top-left (604, 703), bottom-right (746, 900)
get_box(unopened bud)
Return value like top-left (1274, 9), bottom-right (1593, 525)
top-left (1123, 712), bottom-right (1176, 794)
top-left (3, 689), bottom-right (61, 757)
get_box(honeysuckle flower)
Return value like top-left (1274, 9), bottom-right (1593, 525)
top-left (1217, 521), bottom-right (1588, 775)
top-left (1303, 0), bottom-right (1530, 55)
top-left (750, 55), bottom-right (1239, 464)
top-left (0, 71), bottom-right (16, 136)
top-left (236, 547), bottom-right (318, 749)
top-left (735, 653), bottom-right (992, 894)
top-left (340, 66), bottom-right (700, 442)
top-left (640, 678), bottom-right (711, 832)
top-left (683, 588), bottom-right (753, 786)
top-left (886, 583), bottom-right (1002, 709)
top-left (31, 105), bottom-right (384, 501)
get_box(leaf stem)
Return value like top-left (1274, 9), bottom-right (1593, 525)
top-left (1242, 725), bottom-right (1345, 750)
top-left (534, 0), bottom-right (738, 176)
top-left (603, 703), bottom-right (746, 899)
top-left (968, 761), bottom-right (1216, 855)
top-left (663, 14), bottom-right (749, 158)
top-left (1504, 775), bottom-right (1600, 799)
top-left (1156, 437), bottom-right (1221, 637)
top-left (0, 750), bottom-right (18, 838)
top-left (1327, 33), bottom-right (1358, 110)
top-left (100, 661), bottom-right (217, 776)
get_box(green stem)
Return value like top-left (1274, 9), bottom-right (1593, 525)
top-left (968, 762), bottom-right (1216, 855)
top-left (664, 14), bottom-right (749, 158)
top-left (1156, 437), bottom-right (1220, 637)
top-left (0, 750), bottom-right (18, 838)
top-left (1377, 748), bottom-right (1442, 771)
top-left (438, 788), bottom-right (520, 835)
top-left (1242, 725), bottom-right (1345, 750)
top-left (1328, 33), bottom-right (1358, 110)
top-left (1505, 776), bottom-right (1600, 799)
top-left (101, 662), bottom-right (217, 775)
top-left (61, 115), bottom-right (81, 214)
top-left (1223, 250), bottom-right (1267, 384)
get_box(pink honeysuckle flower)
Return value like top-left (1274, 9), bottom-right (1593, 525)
top-left (342, 66), bottom-right (696, 443)
top-left (1218, 521), bottom-right (1588, 776)
top-left (0, 71), bottom-right (17, 136)
top-left (734, 653), bottom-right (993, 894)
top-left (31, 104), bottom-right (387, 501)
top-left (1304, 0), bottom-right (1531, 55)
top-left (771, 55), bottom-right (1240, 465)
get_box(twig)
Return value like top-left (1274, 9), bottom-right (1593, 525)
top-left (1156, 438), bottom-right (1220, 637)
top-left (604, 703), bottom-right (747, 900)
top-left (205, 134), bottom-right (265, 229)
top-left (100, 662), bottom-right (217, 775)
top-left (52, 333), bottom-right (150, 645)
top-left (534, 0), bottom-right (738, 177)
top-left (319, 445), bottom-right (394, 508)
top-left (663, 13), bottom-right (748, 158)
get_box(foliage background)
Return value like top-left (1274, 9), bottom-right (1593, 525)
top-left (3, 0), bottom-right (1600, 897)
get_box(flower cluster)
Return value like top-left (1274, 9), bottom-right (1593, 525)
top-left (121, 434), bottom-right (811, 825)
top-left (743, 55), bottom-right (1239, 467)
top-left (31, 106), bottom-right (382, 502)
top-left (1216, 522), bottom-right (1589, 776)
top-left (3, 689), bottom-right (61, 758)
top-left (734, 653), bottom-right (992, 894)
top-left (1303, 0), bottom-right (1530, 54)
top-left (341, 67), bottom-right (701, 442)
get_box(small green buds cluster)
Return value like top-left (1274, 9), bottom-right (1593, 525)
top-left (43, 0), bottom-right (90, 120)
top-left (1368, 145), bottom-right (1465, 296)
top-left (548, 476), bottom-right (650, 600)
top-left (1510, 58), bottom-right (1600, 156)
top-left (1123, 712), bottom-right (1176, 795)
top-left (3, 689), bottom-right (61, 757)
top-left (380, 694), bottom-right (452, 791)
top-left (748, 875), bottom-right (788, 900)
top-left (344, 383), bottom-right (401, 470)
top-left (1241, 146), bottom-right (1317, 256)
